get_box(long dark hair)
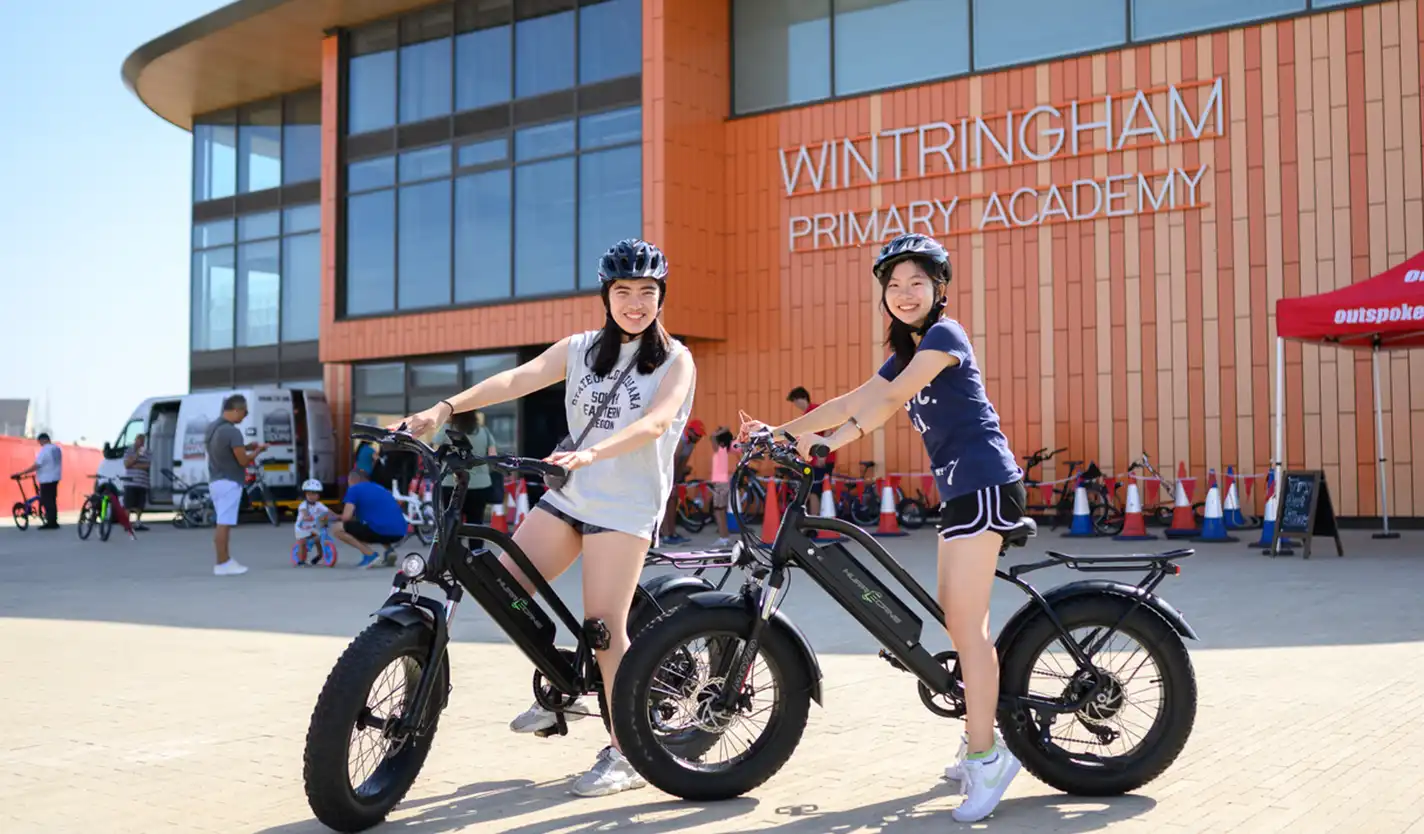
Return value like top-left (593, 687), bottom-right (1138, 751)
top-left (881, 254), bottom-right (949, 372)
top-left (585, 281), bottom-right (672, 376)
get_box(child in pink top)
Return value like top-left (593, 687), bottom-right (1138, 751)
top-left (710, 427), bottom-right (734, 546)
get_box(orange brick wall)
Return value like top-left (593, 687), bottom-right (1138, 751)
top-left (316, 2), bottom-right (1424, 518)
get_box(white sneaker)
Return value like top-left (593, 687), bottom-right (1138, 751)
top-left (509, 698), bottom-right (591, 733)
top-left (951, 744), bottom-right (1021, 823)
top-left (943, 729), bottom-right (1005, 788)
top-left (214, 560), bottom-right (249, 576)
top-left (712, 537), bottom-right (732, 547)
top-left (571, 746), bottom-right (647, 797)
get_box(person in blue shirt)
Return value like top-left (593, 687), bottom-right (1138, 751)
top-left (740, 233), bottom-right (1024, 823)
top-left (331, 468), bottom-right (408, 569)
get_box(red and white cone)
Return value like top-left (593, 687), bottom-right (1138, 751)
top-left (1113, 481), bottom-right (1159, 541)
top-left (814, 481), bottom-right (845, 542)
top-left (513, 479), bottom-right (531, 531)
top-left (489, 493), bottom-right (508, 534)
top-left (872, 479), bottom-right (907, 537)
top-left (1164, 478), bottom-right (1199, 538)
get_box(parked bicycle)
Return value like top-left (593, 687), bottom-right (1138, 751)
top-left (160, 468), bottom-right (215, 529)
top-left (77, 477), bottom-right (120, 541)
top-left (391, 476), bottom-right (438, 545)
top-left (610, 430), bottom-right (1198, 802)
top-left (301, 423), bottom-right (743, 833)
top-left (1124, 453), bottom-right (1205, 526)
top-left (9, 474), bottom-right (47, 530)
top-left (674, 480), bottom-right (715, 534)
top-left (1021, 447), bottom-right (1121, 534)
top-left (243, 465), bottom-right (281, 526)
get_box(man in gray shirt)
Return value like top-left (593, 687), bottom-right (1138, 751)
top-left (205, 394), bottom-right (267, 576)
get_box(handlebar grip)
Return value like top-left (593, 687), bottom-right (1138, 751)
top-left (350, 422), bottom-right (395, 441)
top-left (1051, 447), bottom-right (1068, 456)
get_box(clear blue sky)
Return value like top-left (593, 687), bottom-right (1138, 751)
top-left (0, 0), bottom-right (227, 446)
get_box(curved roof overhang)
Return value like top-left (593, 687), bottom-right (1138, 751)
top-left (121, 0), bottom-right (434, 130)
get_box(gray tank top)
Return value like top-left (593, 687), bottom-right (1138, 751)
top-left (539, 330), bottom-right (694, 539)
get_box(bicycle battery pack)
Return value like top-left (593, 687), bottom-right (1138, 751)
top-left (461, 546), bottom-right (557, 647)
top-left (805, 542), bottom-right (924, 650)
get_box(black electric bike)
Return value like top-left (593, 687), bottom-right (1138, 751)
top-left (611, 431), bottom-right (1199, 801)
top-left (302, 423), bottom-right (741, 833)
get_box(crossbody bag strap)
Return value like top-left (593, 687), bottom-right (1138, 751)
top-left (569, 356), bottom-right (638, 451)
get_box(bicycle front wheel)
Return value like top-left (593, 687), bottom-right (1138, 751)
top-left (77, 497), bottom-right (97, 540)
top-left (98, 500), bottom-right (114, 541)
top-left (260, 487), bottom-right (280, 526)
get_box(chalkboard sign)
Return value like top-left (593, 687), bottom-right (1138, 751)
top-left (1270, 470), bottom-right (1344, 559)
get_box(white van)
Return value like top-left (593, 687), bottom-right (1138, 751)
top-left (98, 386), bottom-right (336, 510)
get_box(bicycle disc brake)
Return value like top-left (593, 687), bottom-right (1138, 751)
top-left (918, 650), bottom-right (967, 718)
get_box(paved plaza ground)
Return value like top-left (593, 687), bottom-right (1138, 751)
top-left (3, 512), bottom-right (1423, 834)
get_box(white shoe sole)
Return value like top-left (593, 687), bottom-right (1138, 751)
top-left (571, 777), bottom-right (646, 798)
top-left (510, 708), bottom-right (590, 733)
top-left (951, 757), bottom-right (1022, 823)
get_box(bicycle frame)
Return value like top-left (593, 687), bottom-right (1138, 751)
top-left (711, 438), bottom-right (1192, 720)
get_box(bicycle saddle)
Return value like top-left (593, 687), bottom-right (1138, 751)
top-left (1000, 518), bottom-right (1037, 550)
top-left (860, 461), bottom-right (876, 468)
top-left (1063, 460), bottom-right (1083, 469)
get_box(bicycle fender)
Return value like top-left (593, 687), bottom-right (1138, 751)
top-left (996, 580), bottom-right (1198, 655)
top-left (639, 573), bottom-right (718, 602)
top-left (683, 591), bottom-right (824, 706)
top-left (373, 603), bottom-right (434, 631)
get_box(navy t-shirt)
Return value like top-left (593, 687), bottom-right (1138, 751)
top-left (343, 481), bottom-right (408, 538)
top-left (877, 318), bottom-right (1023, 503)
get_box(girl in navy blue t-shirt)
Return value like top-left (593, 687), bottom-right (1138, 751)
top-left (741, 232), bottom-right (1025, 823)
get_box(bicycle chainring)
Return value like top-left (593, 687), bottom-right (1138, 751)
top-left (532, 648), bottom-right (584, 713)
top-left (918, 650), bottom-right (967, 718)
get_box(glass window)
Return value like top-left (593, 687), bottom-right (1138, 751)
top-left (1131, 0), bottom-right (1303, 40)
top-left (407, 361), bottom-right (460, 412)
top-left (733, 0), bottom-right (831, 114)
top-left (455, 24), bottom-right (512, 110)
top-left (399, 145), bottom-right (453, 182)
top-left (454, 169), bottom-right (512, 303)
top-left (193, 218), bottom-right (235, 249)
top-left (345, 190), bottom-right (396, 315)
top-left (457, 137), bottom-right (509, 167)
top-left (578, 146), bottom-right (641, 288)
top-left (279, 378), bottom-right (324, 391)
top-left (192, 247), bottom-right (235, 351)
top-left (238, 211), bottom-right (281, 241)
top-left (236, 240), bottom-right (281, 346)
top-left (463, 352), bottom-right (519, 450)
top-left (514, 158), bottom-right (575, 296)
top-left (580, 106), bottom-right (640, 149)
top-left (400, 38), bottom-right (453, 123)
top-left (1310, 0), bottom-right (1355, 5)
top-left (515, 10), bottom-right (575, 98)
top-left (238, 100), bottom-right (282, 193)
top-left (353, 362), bottom-right (406, 418)
top-left (397, 179), bottom-right (453, 310)
top-left (283, 204), bottom-right (321, 234)
top-left (281, 232), bottom-right (321, 342)
top-left (832, 0), bottom-right (967, 95)
top-left (579, 0), bottom-right (641, 83)
top-left (974, 0), bottom-right (1123, 70)
top-left (515, 120), bottom-right (575, 160)
top-left (193, 118), bottom-right (237, 202)
top-left (348, 50), bottom-right (397, 134)
top-left (348, 156), bottom-right (396, 192)
top-left (283, 89), bottom-right (322, 185)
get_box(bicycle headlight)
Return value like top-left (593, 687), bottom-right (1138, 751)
top-left (400, 554), bottom-right (426, 578)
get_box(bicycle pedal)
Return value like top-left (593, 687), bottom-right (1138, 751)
top-left (877, 649), bottom-right (909, 673)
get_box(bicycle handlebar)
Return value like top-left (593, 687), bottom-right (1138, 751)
top-left (351, 422), bottom-right (568, 482)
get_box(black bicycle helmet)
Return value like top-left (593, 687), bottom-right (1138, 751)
top-left (872, 233), bottom-right (951, 283)
top-left (598, 238), bottom-right (668, 283)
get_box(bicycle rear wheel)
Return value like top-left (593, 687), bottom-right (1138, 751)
top-left (260, 486), bottom-right (280, 526)
top-left (77, 497), bottom-right (97, 540)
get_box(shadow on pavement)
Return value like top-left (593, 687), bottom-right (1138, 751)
top-left (3, 521), bottom-right (1423, 652)
top-left (254, 776), bottom-right (758, 834)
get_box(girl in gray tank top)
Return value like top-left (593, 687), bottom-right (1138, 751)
top-left (393, 239), bottom-right (696, 798)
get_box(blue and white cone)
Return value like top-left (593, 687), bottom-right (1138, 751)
top-left (1064, 483), bottom-right (1097, 537)
top-left (1192, 485), bottom-right (1239, 543)
top-left (1249, 490), bottom-right (1297, 552)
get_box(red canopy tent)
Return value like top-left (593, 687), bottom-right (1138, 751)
top-left (1272, 250), bottom-right (1424, 535)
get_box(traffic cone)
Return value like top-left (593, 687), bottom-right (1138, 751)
top-left (1063, 480), bottom-right (1097, 537)
top-left (512, 479), bottom-right (531, 531)
top-left (1113, 481), bottom-right (1158, 541)
top-left (872, 478), bottom-right (907, 537)
top-left (814, 480), bottom-right (845, 542)
top-left (1192, 484), bottom-right (1239, 542)
top-left (489, 493), bottom-right (508, 534)
top-left (1223, 466), bottom-right (1247, 529)
top-left (1250, 472), bottom-right (1296, 553)
top-left (760, 478), bottom-right (783, 545)
top-left (1163, 477), bottom-right (1200, 538)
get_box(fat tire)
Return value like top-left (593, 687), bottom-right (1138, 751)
top-left (612, 605), bottom-right (812, 801)
top-left (997, 594), bottom-right (1197, 797)
top-left (303, 619), bottom-right (448, 833)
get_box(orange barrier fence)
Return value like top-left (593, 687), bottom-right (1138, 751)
top-left (0, 437), bottom-right (104, 514)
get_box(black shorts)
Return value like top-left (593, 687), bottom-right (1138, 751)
top-left (345, 519), bottom-right (405, 545)
top-left (535, 497), bottom-right (616, 536)
top-left (938, 481), bottom-right (1028, 543)
top-left (123, 486), bottom-right (148, 512)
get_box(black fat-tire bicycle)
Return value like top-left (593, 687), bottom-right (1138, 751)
top-left (611, 432), bottom-right (1199, 802)
top-left (302, 424), bottom-right (741, 833)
